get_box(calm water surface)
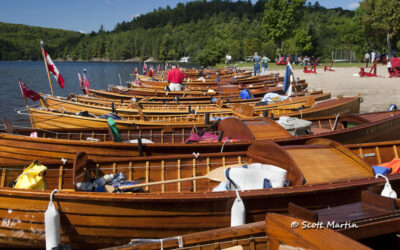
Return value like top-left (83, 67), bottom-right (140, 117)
top-left (0, 61), bottom-right (196, 127)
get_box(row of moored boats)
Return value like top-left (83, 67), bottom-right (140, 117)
top-left (1, 66), bottom-right (400, 249)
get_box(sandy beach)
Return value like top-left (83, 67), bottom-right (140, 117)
top-left (242, 64), bottom-right (400, 113)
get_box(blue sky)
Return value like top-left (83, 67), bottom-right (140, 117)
top-left (0, 0), bottom-right (360, 33)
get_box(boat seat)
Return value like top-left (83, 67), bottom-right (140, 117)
top-left (288, 191), bottom-right (400, 238)
top-left (310, 127), bottom-right (332, 134)
top-left (288, 139), bottom-right (374, 185)
top-left (72, 152), bottom-right (96, 191)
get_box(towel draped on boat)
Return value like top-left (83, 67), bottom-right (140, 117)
top-left (212, 163), bottom-right (287, 191)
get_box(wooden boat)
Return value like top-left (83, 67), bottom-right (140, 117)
top-left (106, 213), bottom-right (372, 250)
top-left (113, 191), bottom-right (399, 250)
top-left (133, 72), bottom-right (285, 90)
top-left (108, 81), bottom-right (307, 98)
top-left (4, 109), bottom-right (399, 164)
top-left (0, 139), bottom-right (399, 248)
top-left (40, 93), bottom-right (328, 116)
top-left (71, 88), bottom-right (328, 106)
top-left (288, 191), bottom-right (400, 245)
top-left (88, 81), bottom-right (307, 101)
top-left (27, 96), bottom-right (360, 128)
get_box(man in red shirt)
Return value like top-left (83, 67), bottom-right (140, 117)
top-left (167, 65), bottom-right (184, 91)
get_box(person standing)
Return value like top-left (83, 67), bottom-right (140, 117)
top-left (225, 53), bottom-right (232, 66)
top-left (261, 54), bottom-right (270, 75)
top-left (371, 50), bottom-right (376, 63)
top-left (167, 65), bottom-right (184, 91)
top-left (252, 52), bottom-right (262, 76)
top-left (364, 52), bottom-right (370, 67)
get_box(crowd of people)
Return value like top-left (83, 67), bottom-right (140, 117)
top-left (363, 50), bottom-right (397, 67)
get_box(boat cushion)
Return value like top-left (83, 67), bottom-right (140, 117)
top-left (372, 166), bottom-right (392, 175)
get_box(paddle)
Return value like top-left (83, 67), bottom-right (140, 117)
top-left (105, 163), bottom-right (243, 193)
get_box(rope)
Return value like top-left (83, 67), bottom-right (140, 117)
top-left (221, 140), bottom-right (233, 153)
top-left (50, 189), bottom-right (59, 203)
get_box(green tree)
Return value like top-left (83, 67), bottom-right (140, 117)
top-left (292, 29), bottom-right (313, 55)
top-left (262, 0), bottom-right (306, 55)
top-left (360, 0), bottom-right (400, 57)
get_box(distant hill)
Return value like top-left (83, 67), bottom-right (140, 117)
top-left (0, 22), bottom-right (82, 60)
top-left (0, 0), bottom-right (365, 66)
top-left (114, 0), bottom-right (267, 31)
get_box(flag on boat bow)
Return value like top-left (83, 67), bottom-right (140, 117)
top-left (44, 50), bottom-right (65, 88)
top-left (18, 79), bottom-right (41, 101)
top-left (283, 63), bottom-right (293, 96)
top-left (83, 73), bottom-right (90, 94)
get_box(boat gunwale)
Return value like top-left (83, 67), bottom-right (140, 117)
top-left (1, 173), bottom-right (398, 202)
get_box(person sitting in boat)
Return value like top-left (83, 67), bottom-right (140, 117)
top-left (147, 68), bottom-right (154, 78)
top-left (167, 65), bottom-right (184, 91)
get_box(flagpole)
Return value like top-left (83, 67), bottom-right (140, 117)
top-left (18, 79), bottom-right (36, 127)
top-left (40, 40), bottom-right (54, 96)
top-left (18, 79), bottom-right (29, 107)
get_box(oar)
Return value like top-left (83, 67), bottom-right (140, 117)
top-left (105, 163), bottom-right (243, 193)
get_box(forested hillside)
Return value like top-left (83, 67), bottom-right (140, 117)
top-left (0, 0), bottom-right (398, 65)
top-left (0, 22), bottom-right (83, 60)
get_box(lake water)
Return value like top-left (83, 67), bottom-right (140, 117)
top-left (0, 61), bottom-right (196, 127)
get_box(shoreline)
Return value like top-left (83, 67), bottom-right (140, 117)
top-left (239, 65), bottom-right (400, 113)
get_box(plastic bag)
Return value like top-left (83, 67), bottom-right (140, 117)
top-left (14, 160), bottom-right (47, 190)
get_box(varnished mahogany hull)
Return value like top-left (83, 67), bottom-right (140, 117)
top-left (42, 93), bottom-right (329, 117)
top-left (2, 111), bottom-right (400, 164)
top-left (0, 140), bottom-right (399, 248)
top-left (29, 96), bottom-right (359, 129)
top-left (0, 175), bottom-right (398, 249)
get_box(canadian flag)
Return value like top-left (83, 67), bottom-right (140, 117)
top-left (44, 50), bottom-right (65, 88)
top-left (133, 67), bottom-right (137, 75)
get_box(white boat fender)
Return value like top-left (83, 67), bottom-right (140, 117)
top-left (376, 174), bottom-right (398, 199)
top-left (231, 189), bottom-right (245, 227)
top-left (45, 189), bottom-right (61, 250)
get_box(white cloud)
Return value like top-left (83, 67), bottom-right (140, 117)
top-left (79, 30), bottom-right (85, 34)
top-left (105, 0), bottom-right (111, 5)
top-left (348, 2), bottom-right (360, 9)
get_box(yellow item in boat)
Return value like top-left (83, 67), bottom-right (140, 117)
top-left (15, 160), bottom-right (47, 190)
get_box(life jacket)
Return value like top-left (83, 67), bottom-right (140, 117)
top-left (378, 158), bottom-right (400, 174)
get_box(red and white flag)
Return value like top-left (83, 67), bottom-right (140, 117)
top-left (83, 73), bottom-right (90, 94)
top-left (19, 79), bottom-right (41, 101)
top-left (133, 67), bottom-right (137, 75)
top-left (157, 64), bottom-right (161, 72)
top-left (143, 62), bottom-right (147, 73)
top-left (44, 50), bottom-right (65, 88)
top-left (78, 72), bottom-right (83, 89)
top-left (165, 61), bottom-right (168, 70)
